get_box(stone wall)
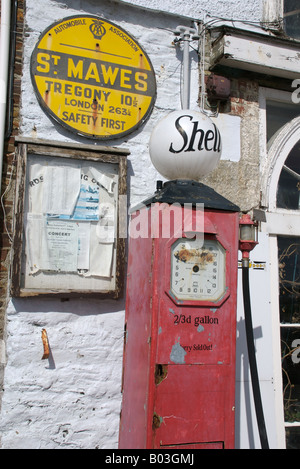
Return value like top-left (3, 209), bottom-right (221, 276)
top-left (0, 0), bottom-right (25, 414)
top-left (0, 0), bottom-right (268, 449)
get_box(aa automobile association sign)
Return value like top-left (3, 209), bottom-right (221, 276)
top-left (30, 15), bottom-right (156, 139)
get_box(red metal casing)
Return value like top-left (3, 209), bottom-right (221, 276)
top-left (119, 203), bottom-right (239, 449)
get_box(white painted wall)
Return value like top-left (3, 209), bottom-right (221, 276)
top-left (0, 0), bottom-right (201, 449)
top-left (117, 0), bottom-right (262, 23)
top-left (0, 0), bottom-right (278, 450)
top-left (1, 299), bottom-right (125, 448)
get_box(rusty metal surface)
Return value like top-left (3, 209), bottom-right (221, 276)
top-left (118, 219), bottom-right (154, 449)
top-left (119, 203), bottom-right (239, 449)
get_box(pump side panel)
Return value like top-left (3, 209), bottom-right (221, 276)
top-left (150, 210), bottom-right (239, 449)
top-left (152, 365), bottom-right (232, 448)
top-left (119, 214), bottom-right (154, 449)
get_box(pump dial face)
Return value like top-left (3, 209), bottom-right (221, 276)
top-left (170, 238), bottom-right (226, 302)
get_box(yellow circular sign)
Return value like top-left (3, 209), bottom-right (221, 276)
top-left (30, 15), bottom-right (156, 139)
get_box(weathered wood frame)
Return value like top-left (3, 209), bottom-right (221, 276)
top-left (209, 25), bottom-right (300, 80)
top-left (11, 137), bottom-right (128, 299)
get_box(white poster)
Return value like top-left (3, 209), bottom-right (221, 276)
top-left (77, 222), bottom-right (90, 271)
top-left (43, 165), bottom-right (81, 216)
top-left (25, 157), bottom-right (116, 279)
top-left (97, 202), bottom-right (115, 243)
top-left (27, 163), bottom-right (45, 213)
top-left (25, 213), bottom-right (44, 273)
top-left (59, 167), bottom-right (100, 221)
top-left (40, 220), bottom-right (79, 272)
top-left (90, 167), bottom-right (115, 194)
top-left (81, 223), bottom-right (114, 278)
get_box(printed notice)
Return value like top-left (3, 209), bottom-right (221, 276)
top-left (43, 165), bottom-right (81, 216)
top-left (40, 220), bottom-right (79, 272)
top-left (59, 168), bottom-right (100, 221)
top-left (25, 154), bottom-right (117, 281)
top-left (25, 213), bottom-right (44, 273)
top-left (77, 222), bottom-right (90, 270)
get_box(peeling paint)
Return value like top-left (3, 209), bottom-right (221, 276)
top-left (168, 290), bottom-right (183, 304)
top-left (170, 338), bottom-right (187, 364)
top-left (155, 364), bottom-right (168, 385)
top-left (153, 412), bottom-right (163, 429)
top-left (213, 286), bottom-right (229, 304)
top-left (197, 325), bottom-right (205, 333)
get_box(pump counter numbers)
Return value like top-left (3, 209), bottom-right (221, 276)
top-left (170, 238), bottom-right (226, 302)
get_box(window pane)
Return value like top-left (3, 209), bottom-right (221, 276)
top-left (278, 237), bottom-right (300, 425)
top-left (278, 237), bottom-right (300, 323)
top-left (281, 328), bottom-right (300, 422)
top-left (284, 1), bottom-right (300, 39)
top-left (284, 0), bottom-right (299, 14)
top-left (284, 14), bottom-right (300, 40)
top-left (266, 101), bottom-right (299, 143)
top-left (286, 427), bottom-right (300, 449)
top-left (277, 143), bottom-right (300, 210)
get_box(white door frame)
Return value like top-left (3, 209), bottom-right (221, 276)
top-left (259, 86), bottom-right (300, 448)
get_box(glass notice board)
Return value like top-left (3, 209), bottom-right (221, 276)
top-left (11, 138), bottom-right (128, 298)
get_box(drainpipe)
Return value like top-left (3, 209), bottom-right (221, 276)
top-left (174, 25), bottom-right (199, 110)
top-left (0, 0), bottom-right (12, 196)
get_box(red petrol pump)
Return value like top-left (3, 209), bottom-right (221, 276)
top-left (119, 179), bottom-right (240, 449)
top-left (118, 21), bottom-right (269, 445)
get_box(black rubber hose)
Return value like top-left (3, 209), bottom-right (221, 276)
top-left (242, 265), bottom-right (269, 449)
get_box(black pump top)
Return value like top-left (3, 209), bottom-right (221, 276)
top-left (131, 179), bottom-right (240, 213)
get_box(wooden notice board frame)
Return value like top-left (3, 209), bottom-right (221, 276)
top-left (11, 137), bottom-right (128, 298)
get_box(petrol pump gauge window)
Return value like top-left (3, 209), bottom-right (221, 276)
top-left (170, 238), bottom-right (226, 302)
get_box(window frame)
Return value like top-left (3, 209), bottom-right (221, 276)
top-left (263, 0), bottom-right (300, 39)
top-left (283, 1), bottom-right (300, 40)
top-left (11, 137), bottom-right (128, 299)
top-left (260, 86), bottom-right (300, 448)
top-left (262, 0), bottom-right (283, 31)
